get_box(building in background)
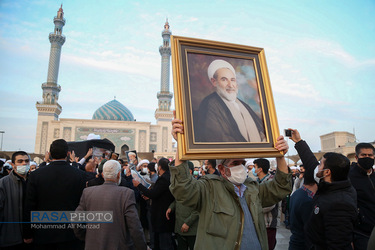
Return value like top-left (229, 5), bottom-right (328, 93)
top-left (34, 6), bottom-right (175, 161)
top-left (287, 131), bottom-right (360, 166)
top-left (320, 131), bottom-right (357, 162)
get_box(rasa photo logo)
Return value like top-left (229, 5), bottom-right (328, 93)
top-left (31, 211), bottom-right (113, 223)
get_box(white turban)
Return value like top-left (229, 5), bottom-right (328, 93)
top-left (87, 133), bottom-right (101, 140)
top-left (4, 160), bottom-right (12, 169)
top-left (207, 59), bottom-right (236, 81)
top-left (245, 160), bottom-right (254, 168)
top-left (128, 152), bottom-right (136, 157)
top-left (137, 159), bottom-right (150, 169)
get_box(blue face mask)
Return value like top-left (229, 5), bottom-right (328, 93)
top-left (252, 167), bottom-right (258, 177)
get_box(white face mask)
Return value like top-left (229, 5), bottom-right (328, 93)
top-left (313, 165), bottom-right (325, 184)
top-left (202, 165), bottom-right (207, 172)
top-left (225, 164), bottom-right (247, 185)
top-left (16, 164), bottom-right (30, 175)
top-left (141, 168), bottom-right (149, 174)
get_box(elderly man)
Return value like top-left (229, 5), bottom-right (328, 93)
top-left (0, 151), bottom-right (31, 249)
top-left (171, 115), bottom-right (291, 249)
top-left (74, 160), bottom-right (147, 250)
top-left (127, 152), bottom-right (138, 168)
top-left (195, 59), bottom-right (265, 142)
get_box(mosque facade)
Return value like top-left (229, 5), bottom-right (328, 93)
top-left (34, 6), bottom-right (175, 160)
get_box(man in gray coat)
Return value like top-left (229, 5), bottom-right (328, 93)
top-left (74, 160), bottom-right (147, 250)
top-left (0, 151), bottom-right (31, 249)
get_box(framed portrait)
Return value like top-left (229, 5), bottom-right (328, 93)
top-left (171, 36), bottom-right (282, 160)
top-left (125, 150), bottom-right (138, 168)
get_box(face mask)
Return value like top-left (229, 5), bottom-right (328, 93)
top-left (358, 157), bottom-right (375, 170)
top-left (225, 164), bottom-right (247, 185)
top-left (141, 168), bottom-right (149, 174)
top-left (16, 164), bottom-right (30, 175)
top-left (202, 165), bottom-right (207, 171)
top-left (252, 167), bottom-right (258, 177)
top-left (313, 165), bottom-right (325, 183)
top-left (193, 170), bottom-right (199, 176)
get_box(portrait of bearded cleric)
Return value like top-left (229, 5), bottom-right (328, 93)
top-left (187, 54), bottom-right (266, 143)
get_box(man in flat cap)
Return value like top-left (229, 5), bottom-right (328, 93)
top-left (196, 59), bottom-right (265, 142)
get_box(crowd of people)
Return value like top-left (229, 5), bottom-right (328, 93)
top-left (0, 124), bottom-right (374, 250)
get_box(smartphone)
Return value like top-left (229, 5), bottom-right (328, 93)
top-left (284, 129), bottom-right (292, 137)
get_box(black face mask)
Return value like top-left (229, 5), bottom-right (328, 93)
top-left (358, 157), bottom-right (375, 170)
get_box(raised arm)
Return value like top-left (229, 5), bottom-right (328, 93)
top-left (289, 128), bottom-right (319, 171)
top-left (172, 110), bottom-right (184, 166)
top-left (169, 111), bottom-right (205, 211)
top-left (274, 135), bottom-right (289, 174)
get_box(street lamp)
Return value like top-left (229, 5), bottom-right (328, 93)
top-left (0, 131), bottom-right (4, 151)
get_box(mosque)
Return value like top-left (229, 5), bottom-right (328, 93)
top-left (34, 6), bottom-right (175, 160)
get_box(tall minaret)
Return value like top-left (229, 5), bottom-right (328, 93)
top-left (35, 5), bottom-right (65, 154)
top-left (155, 20), bottom-right (173, 121)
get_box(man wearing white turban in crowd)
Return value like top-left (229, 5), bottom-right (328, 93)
top-left (137, 159), bottom-right (151, 181)
top-left (196, 59), bottom-right (266, 142)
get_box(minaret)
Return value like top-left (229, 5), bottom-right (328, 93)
top-left (35, 5), bottom-right (65, 154)
top-left (155, 19), bottom-right (173, 121)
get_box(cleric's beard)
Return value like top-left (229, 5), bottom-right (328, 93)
top-left (216, 86), bottom-right (238, 102)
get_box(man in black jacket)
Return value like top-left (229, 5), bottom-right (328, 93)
top-left (133, 157), bottom-right (175, 250)
top-left (24, 139), bottom-right (86, 249)
top-left (287, 129), bottom-right (318, 250)
top-left (305, 151), bottom-right (358, 249)
top-left (349, 143), bottom-right (375, 250)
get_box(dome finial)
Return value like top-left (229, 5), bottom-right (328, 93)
top-left (164, 18), bottom-right (169, 30)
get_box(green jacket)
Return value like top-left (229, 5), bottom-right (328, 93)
top-left (169, 200), bottom-right (199, 236)
top-left (169, 161), bottom-right (292, 250)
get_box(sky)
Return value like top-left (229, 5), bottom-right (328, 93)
top-left (0, 0), bottom-right (374, 157)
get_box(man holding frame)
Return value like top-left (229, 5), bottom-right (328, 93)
top-left (170, 112), bottom-right (292, 250)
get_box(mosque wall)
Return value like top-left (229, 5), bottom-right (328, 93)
top-left (34, 118), bottom-right (174, 157)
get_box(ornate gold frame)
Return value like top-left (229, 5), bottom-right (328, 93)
top-left (171, 36), bottom-right (282, 160)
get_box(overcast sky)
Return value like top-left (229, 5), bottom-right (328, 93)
top-left (0, 0), bottom-right (374, 156)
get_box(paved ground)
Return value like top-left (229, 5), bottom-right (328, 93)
top-left (275, 223), bottom-right (291, 250)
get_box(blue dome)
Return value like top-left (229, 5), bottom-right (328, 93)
top-left (92, 99), bottom-right (134, 121)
